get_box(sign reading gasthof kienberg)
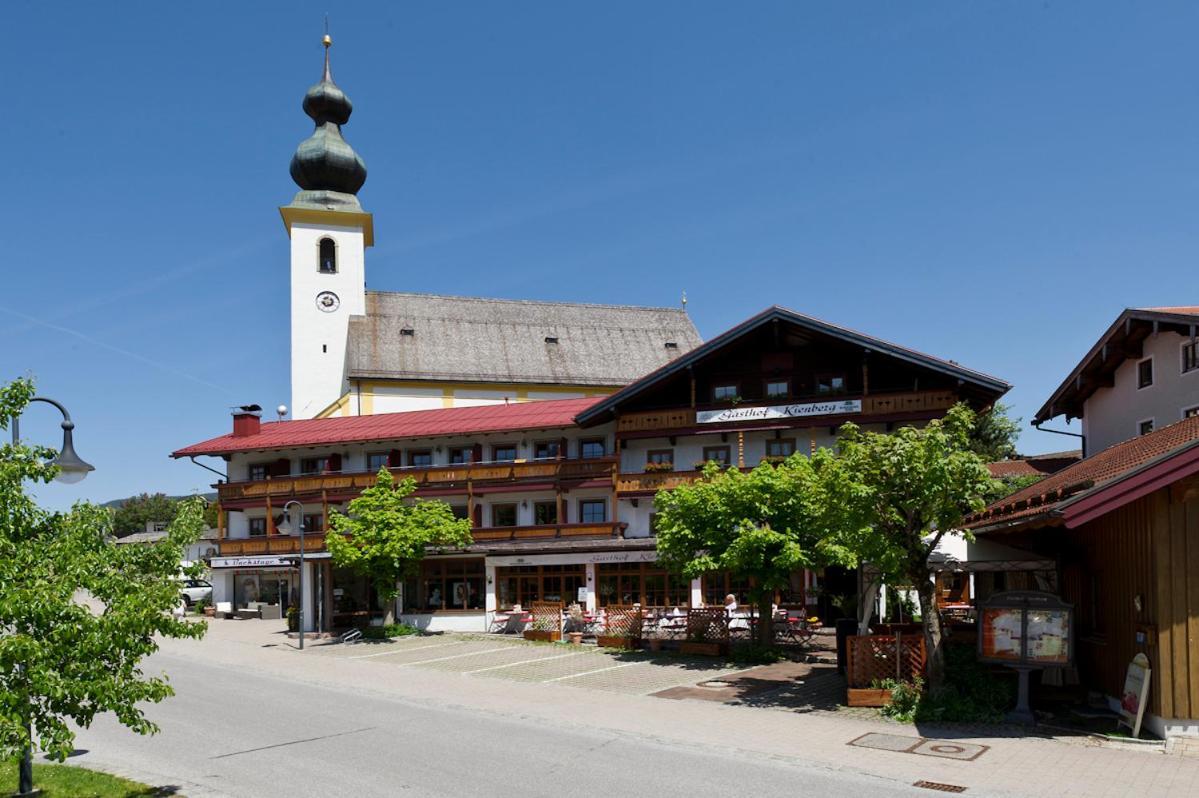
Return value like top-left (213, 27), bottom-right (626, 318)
top-left (696, 399), bottom-right (862, 425)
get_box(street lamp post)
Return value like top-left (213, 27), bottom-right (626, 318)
top-left (10, 396), bottom-right (94, 798)
top-left (280, 500), bottom-right (306, 650)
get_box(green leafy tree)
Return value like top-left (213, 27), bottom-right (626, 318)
top-left (0, 378), bottom-right (206, 774)
top-left (111, 492), bottom-right (180, 537)
top-left (986, 472), bottom-right (1044, 502)
top-left (326, 469), bottom-right (472, 624)
top-left (835, 404), bottom-right (997, 688)
top-left (967, 403), bottom-right (1021, 462)
top-left (653, 452), bottom-right (859, 646)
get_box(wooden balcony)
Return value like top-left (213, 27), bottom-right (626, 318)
top-left (219, 532), bottom-right (329, 556)
top-left (616, 470), bottom-right (704, 495)
top-left (469, 522), bottom-right (622, 542)
top-left (615, 390), bottom-right (958, 434)
top-left (217, 457), bottom-right (618, 504)
top-left (217, 522), bottom-right (620, 556)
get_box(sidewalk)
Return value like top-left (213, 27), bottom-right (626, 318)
top-left (159, 619), bottom-right (1199, 797)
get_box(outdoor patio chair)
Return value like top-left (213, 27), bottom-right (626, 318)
top-left (489, 613), bottom-right (511, 634)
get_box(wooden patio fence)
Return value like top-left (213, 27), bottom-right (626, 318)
top-left (603, 606), bottom-right (643, 640)
top-left (685, 607), bottom-right (729, 643)
top-left (846, 633), bottom-right (927, 688)
top-left (529, 601), bottom-right (563, 634)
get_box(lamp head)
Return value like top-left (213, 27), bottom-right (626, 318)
top-left (52, 421), bottom-right (94, 485)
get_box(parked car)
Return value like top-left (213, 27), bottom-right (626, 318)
top-left (180, 578), bottom-right (212, 608)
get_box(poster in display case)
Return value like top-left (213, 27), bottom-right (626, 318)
top-left (977, 591), bottom-right (1074, 667)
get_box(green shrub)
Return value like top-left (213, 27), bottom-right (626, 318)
top-left (915, 644), bottom-right (1014, 723)
top-left (361, 623), bottom-right (420, 640)
top-left (730, 644), bottom-right (786, 665)
top-left (878, 677), bottom-right (923, 723)
top-left (194, 598), bottom-right (208, 615)
top-left (876, 645), bottom-right (1014, 724)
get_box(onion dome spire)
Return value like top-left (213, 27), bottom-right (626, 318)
top-left (287, 33), bottom-right (367, 210)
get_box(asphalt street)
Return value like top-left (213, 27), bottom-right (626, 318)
top-left (67, 650), bottom-right (936, 798)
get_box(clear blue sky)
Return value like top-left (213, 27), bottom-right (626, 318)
top-left (5, 3), bottom-right (1197, 510)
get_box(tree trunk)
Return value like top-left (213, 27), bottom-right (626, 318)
top-left (858, 578), bottom-right (880, 636)
top-left (915, 575), bottom-right (944, 690)
top-left (756, 596), bottom-right (773, 646)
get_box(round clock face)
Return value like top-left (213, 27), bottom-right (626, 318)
top-left (316, 291), bottom-right (340, 313)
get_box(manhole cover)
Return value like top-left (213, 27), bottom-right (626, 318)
top-left (848, 733), bottom-right (988, 761)
top-left (911, 739), bottom-right (988, 761)
top-left (697, 680), bottom-right (736, 689)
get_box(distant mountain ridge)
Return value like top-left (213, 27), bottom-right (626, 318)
top-left (101, 492), bottom-right (217, 509)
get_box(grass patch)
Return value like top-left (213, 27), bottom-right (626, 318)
top-left (0, 762), bottom-right (171, 797)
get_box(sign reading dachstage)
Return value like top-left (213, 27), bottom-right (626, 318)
top-left (696, 398), bottom-right (862, 425)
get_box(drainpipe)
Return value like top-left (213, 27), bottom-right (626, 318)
top-left (1032, 422), bottom-right (1086, 458)
top-left (188, 456), bottom-right (228, 481)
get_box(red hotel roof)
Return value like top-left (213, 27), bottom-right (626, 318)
top-left (172, 396), bottom-right (604, 458)
top-left (967, 415), bottom-right (1199, 533)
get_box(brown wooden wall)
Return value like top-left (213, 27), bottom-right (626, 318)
top-left (1151, 481), bottom-right (1199, 720)
top-left (1062, 496), bottom-right (1158, 713)
top-left (1060, 483), bottom-right (1199, 720)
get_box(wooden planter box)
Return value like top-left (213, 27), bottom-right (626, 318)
top-left (596, 635), bottom-right (633, 649)
top-left (680, 641), bottom-right (726, 657)
top-left (523, 630), bottom-right (561, 643)
top-left (846, 688), bottom-right (893, 707)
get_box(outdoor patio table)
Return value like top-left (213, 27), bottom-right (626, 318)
top-left (502, 614), bottom-right (531, 634)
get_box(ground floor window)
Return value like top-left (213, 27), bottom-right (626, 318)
top-left (417, 558), bottom-right (485, 611)
top-left (233, 570), bottom-right (296, 610)
top-left (332, 567), bottom-right (383, 628)
top-left (496, 564), bottom-right (585, 609)
top-left (702, 572), bottom-right (756, 607)
top-left (596, 563), bottom-right (689, 608)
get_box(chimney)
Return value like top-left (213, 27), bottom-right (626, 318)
top-left (232, 404), bottom-right (263, 438)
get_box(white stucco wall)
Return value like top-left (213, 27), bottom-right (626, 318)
top-left (1083, 332), bottom-right (1199, 455)
top-left (290, 220), bottom-right (368, 420)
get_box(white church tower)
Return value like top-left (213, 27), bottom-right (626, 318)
top-left (281, 34), bottom-right (373, 419)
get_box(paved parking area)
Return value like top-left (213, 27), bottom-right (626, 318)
top-left (308, 634), bottom-right (747, 696)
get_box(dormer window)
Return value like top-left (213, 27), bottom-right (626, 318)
top-left (318, 238), bottom-right (337, 273)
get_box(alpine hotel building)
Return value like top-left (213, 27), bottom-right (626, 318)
top-left (174, 38), bottom-right (1009, 633)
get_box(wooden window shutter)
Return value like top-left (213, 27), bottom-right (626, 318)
top-left (558, 437), bottom-right (568, 459)
top-left (327, 453), bottom-right (342, 473)
top-left (271, 458), bottom-right (290, 477)
top-left (388, 449), bottom-right (403, 468)
top-left (471, 443), bottom-right (483, 463)
top-left (472, 504), bottom-right (482, 527)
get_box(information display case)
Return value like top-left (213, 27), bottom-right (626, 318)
top-left (977, 591), bottom-right (1073, 724)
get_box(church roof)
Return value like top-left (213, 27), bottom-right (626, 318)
top-left (345, 291), bottom-right (702, 387)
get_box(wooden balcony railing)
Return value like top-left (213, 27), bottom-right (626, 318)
top-left (615, 390), bottom-right (958, 434)
top-left (217, 522), bottom-right (620, 556)
top-left (616, 470), bottom-right (704, 494)
top-left (219, 532), bottom-right (329, 556)
top-left (469, 522), bottom-right (622, 542)
top-left (217, 457), bottom-right (618, 503)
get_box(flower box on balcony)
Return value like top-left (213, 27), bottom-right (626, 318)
top-left (643, 462), bottom-right (674, 473)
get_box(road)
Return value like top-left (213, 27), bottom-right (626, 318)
top-left (68, 649), bottom-right (933, 798)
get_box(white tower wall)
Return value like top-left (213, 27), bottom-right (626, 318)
top-left (289, 219), bottom-right (367, 419)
